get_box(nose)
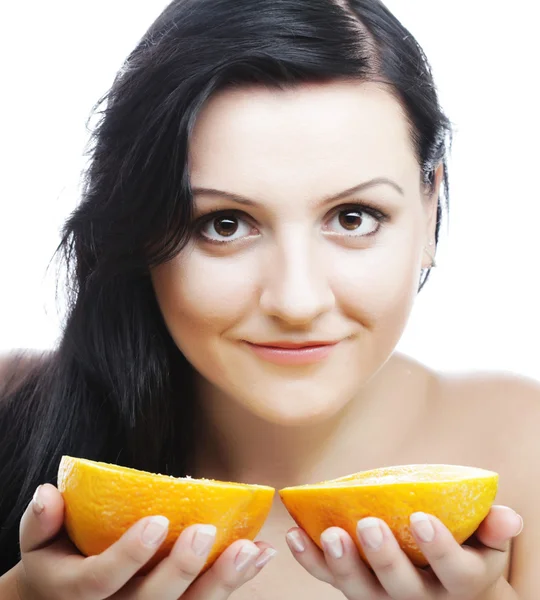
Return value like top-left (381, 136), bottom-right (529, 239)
top-left (259, 232), bottom-right (335, 326)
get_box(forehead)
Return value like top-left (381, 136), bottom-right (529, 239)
top-left (189, 80), bottom-right (419, 199)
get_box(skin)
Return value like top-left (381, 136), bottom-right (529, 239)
top-left (2, 80), bottom-right (539, 599)
top-left (151, 80), bottom-right (538, 598)
top-left (152, 81), bottom-right (433, 432)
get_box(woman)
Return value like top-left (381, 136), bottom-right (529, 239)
top-left (0, 0), bottom-right (538, 598)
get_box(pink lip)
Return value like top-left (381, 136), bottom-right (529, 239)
top-left (244, 341), bottom-right (339, 366)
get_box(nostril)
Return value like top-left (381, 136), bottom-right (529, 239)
top-left (260, 292), bottom-right (332, 325)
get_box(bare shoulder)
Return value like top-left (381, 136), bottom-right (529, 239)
top-left (435, 374), bottom-right (540, 595)
top-left (384, 357), bottom-right (540, 585)
top-left (391, 354), bottom-right (540, 447)
top-left (461, 376), bottom-right (540, 600)
top-left (436, 368), bottom-right (540, 433)
top-left (433, 368), bottom-right (540, 503)
top-left (0, 349), bottom-right (52, 397)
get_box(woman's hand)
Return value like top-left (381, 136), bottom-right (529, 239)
top-left (286, 505), bottom-right (523, 599)
top-left (17, 483), bottom-right (276, 599)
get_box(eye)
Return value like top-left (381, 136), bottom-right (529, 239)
top-left (324, 206), bottom-right (383, 237)
top-left (198, 212), bottom-right (258, 243)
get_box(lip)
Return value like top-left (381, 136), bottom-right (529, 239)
top-left (244, 340), bottom-right (341, 366)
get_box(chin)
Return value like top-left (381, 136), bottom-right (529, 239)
top-left (238, 385), bottom-right (356, 427)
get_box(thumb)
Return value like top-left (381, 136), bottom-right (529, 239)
top-left (474, 505), bottom-right (524, 552)
top-left (19, 483), bottom-right (66, 554)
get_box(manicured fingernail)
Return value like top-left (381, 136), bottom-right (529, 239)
top-left (514, 514), bottom-right (524, 536)
top-left (321, 530), bottom-right (344, 559)
top-left (357, 518), bottom-right (384, 550)
top-left (235, 544), bottom-right (260, 571)
top-left (192, 525), bottom-right (217, 556)
top-left (255, 548), bottom-right (278, 568)
top-left (286, 530), bottom-right (305, 553)
top-left (411, 512), bottom-right (435, 542)
top-left (492, 506), bottom-right (524, 536)
top-left (32, 485), bottom-right (45, 515)
top-left (141, 516), bottom-right (169, 547)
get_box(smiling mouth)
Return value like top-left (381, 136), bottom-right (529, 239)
top-left (243, 340), bottom-right (341, 366)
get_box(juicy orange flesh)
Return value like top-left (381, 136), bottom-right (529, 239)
top-left (58, 456), bottom-right (275, 573)
top-left (282, 464), bottom-right (499, 489)
top-left (64, 457), bottom-right (272, 490)
top-left (279, 464), bottom-right (499, 567)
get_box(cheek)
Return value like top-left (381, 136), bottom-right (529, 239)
top-left (330, 235), bottom-right (422, 326)
top-left (152, 250), bottom-right (257, 336)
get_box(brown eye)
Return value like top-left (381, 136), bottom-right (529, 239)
top-left (213, 216), bottom-right (238, 237)
top-left (338, 210), bottom-right (363, 230)
top-left (198, 212), bottom-right (259, 243)
top-left (325, 207), bottom-right (381, 237)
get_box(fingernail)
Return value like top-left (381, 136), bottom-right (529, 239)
top-left (286, 530), bottom-right (305, 553)
top-left (321, 530), bottom-right (344, 559)
top-left (492, 506), bottom-right (524, 536)
top-left (514, 514), bottom-right (524, 536)
top-left (192, 525), bottom-right (217, 556)
top-left (357, 517), bottom-right (384, 550)
top-left (255, 548), bottom-right (278, 568)
top-left (32, 485), bottom-right (45, 515)
top-left (141, 516), bottom-right (169, 547)
top-left (235, 544), bottom-right (260, 572)
top-left (410, 512), bottom-right (435, 543)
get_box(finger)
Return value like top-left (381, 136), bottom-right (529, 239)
top-left (286, 528), bottom-right (335, 585)
top-left (319, 527), bottom-right (380, 598)
top-left (129, 524), bottom-right (217, 600)
top-left (410, 512), bottom-right (504, 596)
top-left (474, 505), bottom-right (523, 551)
top-left (72, 515), bottom-right (171, 599)
top-left (250, 540), bottom-right (277, 571)
top-left (20, 484), bottom-right (95, 595)
top-left (182, 539), bottom-right (274, 599)
top-left (20, 484), bottom-right (65, 554)
top-left (355, 519), bottom-right (430, 599)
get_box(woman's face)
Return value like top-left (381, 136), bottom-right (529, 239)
top-left (151, 80), bottom-right (439, 425)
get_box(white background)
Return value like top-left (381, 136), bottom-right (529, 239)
top-left (1, 1), bottom-right (539, 380)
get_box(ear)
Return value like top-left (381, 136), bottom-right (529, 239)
top-left (421, 163), bottom-right (444, 268)
top-left (426, 163), bottom-right (444, 237)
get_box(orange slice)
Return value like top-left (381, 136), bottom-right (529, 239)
top-left (58, 456), bottom-right (275, 572)
top-left (279, 464), bottom-right (498, 567)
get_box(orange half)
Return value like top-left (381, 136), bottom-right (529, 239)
top-left (58, 456), bottom-right (275, 572)
top-left (279, 464), bottom-right (498, 567)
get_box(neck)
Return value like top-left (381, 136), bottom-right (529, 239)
top-left (194, 384), bottom-right (354, 489)
top-left (191, 354), bottom-right (423, 489)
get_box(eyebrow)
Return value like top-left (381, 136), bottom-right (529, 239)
top-left (191, 177), bottom-right (405, 207)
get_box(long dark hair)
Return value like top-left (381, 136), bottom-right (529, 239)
top-left (0, 0), bottom-right (451, 572)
